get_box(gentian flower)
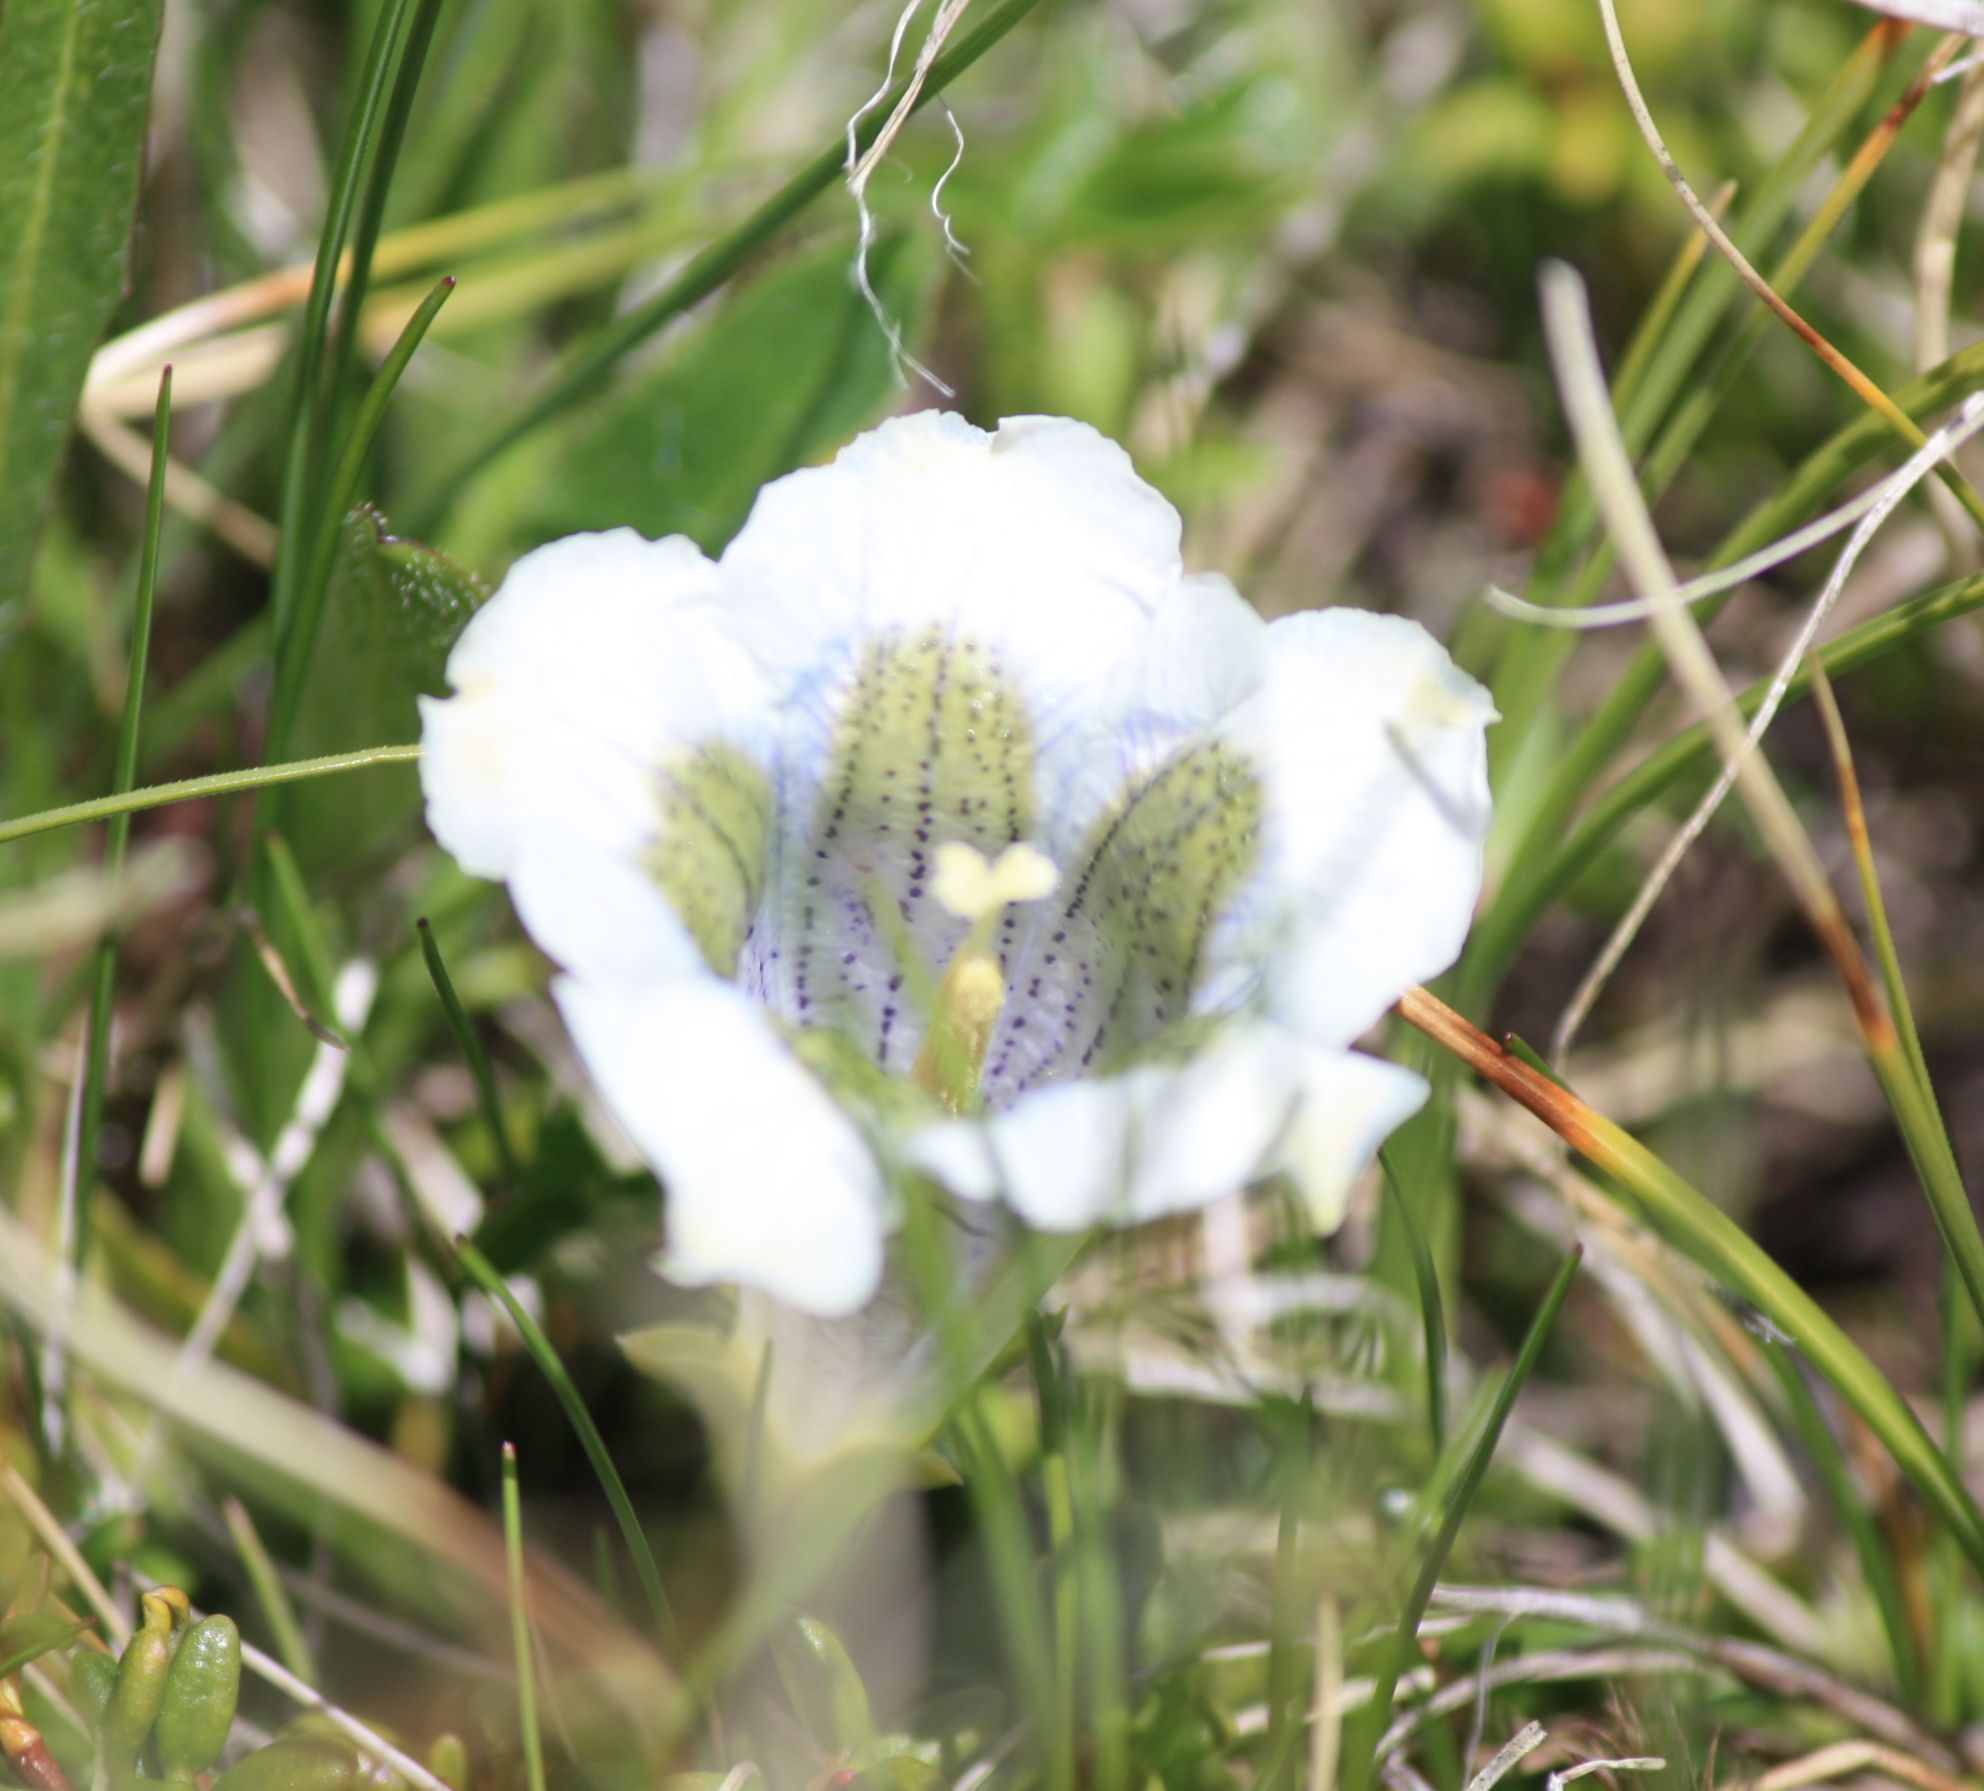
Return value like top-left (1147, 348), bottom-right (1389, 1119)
top-left (421, 413), bottom-right (1494, 1319)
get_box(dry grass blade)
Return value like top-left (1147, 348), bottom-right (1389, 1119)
top-left (844, 0), bottom-right (972, 392)
top-left (1538, 259), bottom-right (1900, 1052)
top-left (1427, 1586), bottom-right (1956, 1765)
top-left (1596, 0), bottom-right (1984, 525)
top-left (1467, 1722), bottom-right (1547, 1791)
top-left (1912, 57), bottom-right (1984, 558)
top-left (0, 1207), bottom-right (678, 1729)
top-left (1728, 1740), bottom-right (1971, 1791)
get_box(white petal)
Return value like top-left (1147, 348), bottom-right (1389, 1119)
top-left (1038, 570), bottom-right (1268, 846)
top-left (420, 528), bottom-right (776, 979)
top-left (721, 411), bottom-right (1183, 735)
top-left (1211, 608), bottom-right (1495, 1045)
top-left (556, 975), bottom-right (888, 1316)
top-left (724, 415), bottom-right (1198, 1053)
top-left (976, 576), bottom-right (1269, 1106)
top-left (911, 1020), bottom-right (1423, 1235)
top-left (507, 833), bottom-right (703, 982)
top-left (1268, 1040), bottom-right (1427, 1233)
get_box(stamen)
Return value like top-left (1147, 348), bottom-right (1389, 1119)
top-left (914, 842), bottom-right (1058, 1112)
top-left (932, 839), bottom-right (1057, 927)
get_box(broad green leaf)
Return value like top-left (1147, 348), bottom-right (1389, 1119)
top-left (282, 506), bottom-right (484, 874)
top-left (0, 0), bottom-right (163, 597)
top-left (530, 232), bottom-right (936, 554)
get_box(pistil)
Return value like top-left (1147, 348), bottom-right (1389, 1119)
top-left (912, 841), bottom-right (1057, 1113)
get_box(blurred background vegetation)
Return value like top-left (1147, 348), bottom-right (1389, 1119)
top-left (9, 0), bottom-right (1984, 1787)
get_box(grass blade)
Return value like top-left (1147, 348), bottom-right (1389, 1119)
top-left (223, 1494), bottom-right (321, 1684)
top-left (418, 919), bottom-right (523, 1192)
top-left (75, 369), bottom-right (173, 1275)
top-left (501, 1442), bottom-right (549, 1791)
top-left (0, 746), bottom-right (422, 850)
top-left (1380, 1150), bottom-right (1448, 1457)
top-left (1344, 1245), bottom-right (1584, 1791)
top-left (267, 273), bottom-right (457, 762)
top-left (1808, 661), bottom-right (1933, 1095)
top-left (455, 1237), bottom-right (680, 1658)
top-left (324, 0), bottom-right (447, 428)
top-left (1398, 986), bottom-right (1984, 1577)
top-left (1467, 566), bottom-right (1984, 1000)
top-left (1762, 1350), bottom-right (1919, 1701)
top-left (269, 0), bottom-right (425, 641)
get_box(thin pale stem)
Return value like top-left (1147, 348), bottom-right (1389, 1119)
top-left (0, 746), bottom-right (420, 848)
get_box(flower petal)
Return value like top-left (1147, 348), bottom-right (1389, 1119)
top-left (420, 528), bottom-right (777, 980)
top-left (556, 975), bottom-right (889, 1316)
top-left (721, 414), bottom-right (1195, 1056)
top-left (982, 573), bottom-right (1270, 1103)
top-left (721, 411), bottom-right (1184, 716)
top-left (1209, 608), bottom-right (1495, 1045)
top-left (911, 1020), bottom-right (1423, 1234)
top-left (1039, 570), bottom-right (1269, 843)
top-left (1270, 1037), bottom-right (1427, 1233)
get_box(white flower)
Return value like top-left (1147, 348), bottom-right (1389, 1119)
top-left (421, 412), bottom-right (1495, 1319)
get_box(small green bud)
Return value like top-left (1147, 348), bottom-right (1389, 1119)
top-left (425, 1734), bottom-right (470, 1791)
top-left (851, 1760), bottom-right (945, 1791)
top-left (211, 1738), bottom-right (360, 1791)
top-left (100, 1591), bottom-right (180, 1777)
top-left (155, 1615), bottom-right (240, 1780)
top-left (770, 1614), bottom-right (871, 1756)
top-left (66, 1650), bottom-right (118, 1730)
top-left (0, 1518), bottom-right (34, 1614)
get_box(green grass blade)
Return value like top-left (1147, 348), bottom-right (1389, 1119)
top-left (260, 832), bottom-right (340, 1025)
top-left (1485, 23), bottom-right (1903, 764)
top-left (501, 1441), bottom-right (549, 1791)
top-left (324, 0), bottom-right (447, 426)
top-left (1344, 1245), bottom-right (1583, 1791)
top-left (1466, 567), bottom-right (1984, 999)
top-left (1403, 991), bottom-right (1984, 1578)
top-left (269, 0), bottom-right (425, 641)
top-left (0, 746), bottom-right (422, 850)
top-left (1379, 1151), bottom-right (1447, 1457)
top-left (455, 1238), bottom-right (682, 1658)
top-left (1811, 671), bottom-right (1979, 1351)
top-left (1262, 1394), bottom-right (1315, 1791)
top-left (413, 0), bottom-right (1050, 520)
top-left (419, 919), bottom-right (524, 1191)
top-left (1810, 664), bottom-right (1934, 1095)
top-left (267, 274), bottom-right (457, 762)
top-left (1762, 1349), bottom-right (1919, 1700)
top-left (0, 0), bottom-right (163, 597)
top-left (75, 370), bottom-right (173, 1278)
top-left (0, 1618), bottom-right (95, 1682)
top-left (1468, 335), bottom-right (1984, 1010)
top-left (223, 1494), bottom-right (322, 1684)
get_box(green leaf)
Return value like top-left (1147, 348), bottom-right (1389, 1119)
top-left (0, 0), bottom-right (164, 596)
top-left (0, 1613), bottom-right (94, 1682)
top-left (772, 1614), bottom-right (873, 1756)
top-left (532, 233), bottom-right (935, 554)
top-left (281, 507), bottom-right (484, 873)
